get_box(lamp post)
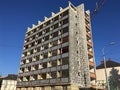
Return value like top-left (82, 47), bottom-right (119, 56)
top-left (102, 42), bottom-right (115, 90)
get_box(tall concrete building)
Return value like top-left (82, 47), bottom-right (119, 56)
top-left (17, 2), bottom-right (96, 90)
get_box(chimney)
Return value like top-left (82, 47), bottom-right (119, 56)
top-left (101, 60), bottom-right (104, 64)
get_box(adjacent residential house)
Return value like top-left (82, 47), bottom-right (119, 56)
top-left (0, 74), bottom-right (17, 90)
top-left (96, 59), bottom-right (120, 89)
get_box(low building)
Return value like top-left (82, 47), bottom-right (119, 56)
top-left (96, 59), bottom-right (120, 89)
top-left (0, 74), bottom-right (17, 90)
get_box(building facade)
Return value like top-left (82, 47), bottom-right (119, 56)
top-left (0, 74), bottom-right (17, 90)
top-left (17, 2), bottom-right (96, 90)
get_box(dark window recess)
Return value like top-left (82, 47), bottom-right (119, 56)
top-left (53, 32), bottom-right (58, 37)
top-left (52, 60), bottom-right (57, 67)
top-left (27, 32), bottom-right (30, 36)
top-left (75, 23), bottom-right (77, 26)
top-left (43, 63), bottom-right (47, 68)
top-left (78, 72), bottom-right (80, 76)
top-left (62, 27), bottom-right (68, 34)
top-left (26, 39), bottom-right (29, 42)
top-left (51, 72), bottom-right (57, 78)
top-left (63, 10), bottom-right (69, 17)
top-left (54, 16), bottom-right (59, 21)
top-left (29, 58), bottom-right (32, 63)
top-left (44, 44), bottom-right (48, 49)
top-left (28, 67), bottom-right (31, 71)
top-left (39, 32), bottom-right (42, 36)
top-left (46, 28), bottom-right (50, 33)
top-left (30, 50), bottom-right (33, 54)
top-left (40, 25), bottom-right (43, 29)
top-left (33, 74), bottom-right (37, 80)
top-left (45, 36), bottom-right (49, 41)
top-left (75, 15), bottom-right (77, 18)
top-left (31, 43), bottom-right (34, 47)
top-left (63, 18), bottom-right (68, 25)
top-left (38, 39), bottom-right (41, 44)
top-left (33, 29), bottom-right (36, 33)
top-left (42, 74), bottom-right (46, 79)
top-left (62, 37), bottom-right (68, 43)
top-left (33, 35), bottom-right (35, 39)
top-left (23, 52), bottom-right (27, 56)
top-left (53, 40), bottom-right (58, 46)
top-left (26, 76), bottom-right (30, 81)
top-left (22, 60), bottom-right (25, 64)
top-left (51, 86), bottom-right (55, 90)
top-left (46, 20), bottom-right (50, 26)
top-left (21, 68), bottom-right (24, 72)
top-left (54, 23), bottom-right (58, 29)
top-left (35, 65), bottom-right (38, 70)
top-left (62, 57), bottom-right (69, 65)
top-left (62, 70), bottom-right (69, 78)
top-left (37, 47), bottom-right (40, 52)
top-left (52, 50), bottom-right (57, 56)
top-left (24, 45), bottom-right (28, 49)
top-left (44, 53), bottom-right (48, 58)
top-left (62, 46), bottom-right (69, 53)
top-left (20, 77), bottom-right (23, 81)
top-left (36, 56), bottom-right (39, 60)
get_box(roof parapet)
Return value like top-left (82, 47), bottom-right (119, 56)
top-left (86, 10), bottom-right (90, 14)
top-left (38, 20), bottom-right (42, 25)
top-left (27, 27), bottom-right (31, 31)
top-left (51, 12), bottom-right (55, 16)
top-left (44, 16), bottom-right (48, 21)
top-left (60, 7), bottom-right (63, 11)
top-left (68, 1), bottom-right (77, 11)
top-left (32, 24), bottom-right (36, 28)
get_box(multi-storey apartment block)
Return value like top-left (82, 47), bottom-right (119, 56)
top-left (17, 2), bottom-right (96, 90)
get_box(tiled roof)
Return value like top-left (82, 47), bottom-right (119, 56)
top-left (0, 74), bottom-right (17, 80)
top-left (96, 59), bottom-right (120, 69)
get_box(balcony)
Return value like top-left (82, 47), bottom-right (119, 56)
top-left (88, 51), bottom-right (93, 57)
top-left (87, 42), bottom-right (92, 48)
top-left (85, 16), bottom-right (90, 22)
top-left (86, 24), bottom-right (90, 30)
top-left (86, 32), bottom-right (91, 38)
top-left (90, 72), bottom-right (96, 79)
top-left (89, 61), bottom-right (94, 68)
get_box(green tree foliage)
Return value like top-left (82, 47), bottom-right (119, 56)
top-left (109, 68), bottom-right (120, 90)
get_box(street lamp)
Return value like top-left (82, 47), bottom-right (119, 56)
top-left (102, 42), bottom-right (115, 90)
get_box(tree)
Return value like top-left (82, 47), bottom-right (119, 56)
top-left (109, 68), bottom-right (120, 90)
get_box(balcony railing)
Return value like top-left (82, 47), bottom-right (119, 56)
top-left (86, 24), bottom-right (90, 30)
top-left (89, 61), bottom-right (94, 68)
top-left (85, 16), bottom-right (90, 22)
top-left (90, 72), bottom-right (96, 79)
top-left (87, 41), bottom-right (92, 47)
top-left (86, 32), bottom-right (91, 38)
top-left (88, 51), bottom-right (93, 57)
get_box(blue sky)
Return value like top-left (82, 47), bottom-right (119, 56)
top-left (0, 0), bottom-right (120, 76)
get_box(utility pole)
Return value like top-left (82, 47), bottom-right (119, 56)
top-left (102, 48), bottom-right (110, 90)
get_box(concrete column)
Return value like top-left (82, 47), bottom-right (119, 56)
top-left (55, 86), bottom-right (63, 90)
top-left (16, 88), bottom-right (21, 90)
top-left (21, 88), bottom-right (26, 90)
top-left (67, 85), bottom-right (79, 90)
top-left (35, 87), bottom-right (41, 90)
top-left (44, 86), bottom-right (51, 90)
top-left (28, 87), bottom-right (33, 90)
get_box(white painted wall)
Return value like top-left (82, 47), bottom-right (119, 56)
top-left (96, 66), bottom-right (120, 81)
top-left (1, 80), bottom-right (17, 90)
